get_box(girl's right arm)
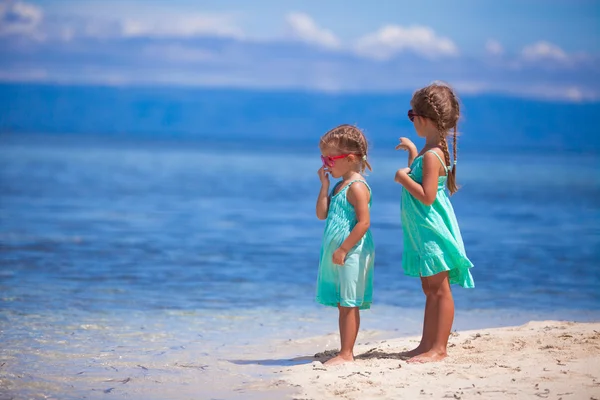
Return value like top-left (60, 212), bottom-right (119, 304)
top-left (395, 152), bottom-right (442, 206)
top-left (316, 166), bottom-right (330, 220)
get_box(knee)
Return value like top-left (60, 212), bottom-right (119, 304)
top-left (339, 305), bottom-right (357, 315)
top-left (428, 284), bottom-right (451, 299)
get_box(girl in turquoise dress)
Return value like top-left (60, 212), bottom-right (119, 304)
top-left (394, 83), bottom-right (474, 363)
top-left (316, 124), bottom-right (375, 366)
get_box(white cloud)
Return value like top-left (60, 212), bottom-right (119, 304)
top-left (285, 12), bottom-right (341, 49)
top-left (355, 25), bottom-right (458, 60)
top-left (0, 67), bottom-right (47, 82)
top-left (142, 44), bottom-right (215, 63)
top-left (0, 2), bottom-right (244, 41)
top-left (485, 39), bottom-right (504, 56)
top-left (511, 85), bottom-right (594, 102)
top-left (521, 41), bottom-right (568, 62)
top-left (120, 13), bottom-right (244, 39)
top-left (564, 87), bottom-right (584, 102)
top-left (59, 26), bottom-right (75, 42)
top-left (0, 0), bottom-right (43, 38)
top-left (1, 6), bottom-right (597, 103)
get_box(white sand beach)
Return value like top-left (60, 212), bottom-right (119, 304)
top-left (275, 321), bottom-right (600, 400)
top-left (2, 319), bottom-right (599, 399)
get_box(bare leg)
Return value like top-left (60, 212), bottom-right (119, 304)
top-left (409, 272), bottom-right (454, 363)
top-left (324, 306), bottom-right (360, 366)
top-left (337, 305), bottom-right (346, 359)
top-left (400, 278), bottom-right (437, 358)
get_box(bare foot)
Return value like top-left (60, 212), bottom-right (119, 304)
top-left (398, 345), bottom-right (429, 360)
top-left (407, 349), bottom-right (447, 363)
top-left (323, 354), bottom-right (354, 366)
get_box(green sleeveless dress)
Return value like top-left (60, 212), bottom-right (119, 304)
top-left (316, 179), bottom-right (375, 309)
top-left (401, 150), bottom-right (474, 288)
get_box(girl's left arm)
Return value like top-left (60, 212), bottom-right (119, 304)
top-left (332, 182), bottom-right (370, 265)
top-left (395, 152), bottom-right (440, 206)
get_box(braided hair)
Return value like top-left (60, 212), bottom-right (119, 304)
top-left (320, 124), bottom-right (372, 173)
top-left (411, 82), bottom-right (460, 194)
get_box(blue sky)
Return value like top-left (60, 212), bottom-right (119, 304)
top-left (1, 0), bottom-right (598, 101)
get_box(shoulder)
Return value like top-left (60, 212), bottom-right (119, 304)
top-left (423, 147), bottom-right (447, 176)
top-left (347, 179), bottom-right (370, 204)
top-left (423, 148), bottom-right (444, 163)
top-left (422, 148), bottom-right (446, 172)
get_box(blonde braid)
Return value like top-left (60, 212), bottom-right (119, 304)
top-left (447, 89), bottom-right (459, 194)
top-left (358, 134), bottom-right (372, 172)
top-left (347, 126), bottom-right (371, 173)
top-left (422, 85), bottom-right (459, 194)
top-left (320, 124), bottom-right (372, 173)
top-left (453, 125), bottom-right (457, 168)
top-left (442, 125), bottom-right (458, 194)
top-left (438, 131), bottom-right (452, 169)
top-left (425, 91), bottom-right (452, 168)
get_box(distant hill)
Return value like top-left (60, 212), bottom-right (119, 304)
top-left (1, 83), bottom-right (598, 150)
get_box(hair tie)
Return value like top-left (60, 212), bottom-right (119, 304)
top-left (362, 155), bottom-right (367, 161)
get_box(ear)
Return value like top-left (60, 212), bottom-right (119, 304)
top-left (420, 116), bottom-right (433, 128)
top-left (348, 154), bottom-right (359, 163)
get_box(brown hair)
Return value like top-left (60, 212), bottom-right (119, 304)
top-left (319, 124), bottom-right (372, 173)
top-left (411, 82), bottom-right (460, 194)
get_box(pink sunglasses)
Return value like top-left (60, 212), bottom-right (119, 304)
top-left (321, 154), bottom-right (354, 168)
top-left (408, 109), bottom-right (423, 122)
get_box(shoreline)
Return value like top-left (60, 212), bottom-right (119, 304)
top-left (1, 318), bottom-right (599, 399)
top-left (274, 320), bottom-right (600, 399)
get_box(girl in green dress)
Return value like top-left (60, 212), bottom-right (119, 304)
top-left (395, 83), bottom-right (474, 363)
top-left (316, 124), bottom-right (375, 366)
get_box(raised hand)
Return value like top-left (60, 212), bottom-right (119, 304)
top-left (318, 166), bottom-right (330, 187)
top-left (395, 137), bottom-right (417, 152)
top-left (396, 137), bottom-right (418, 167)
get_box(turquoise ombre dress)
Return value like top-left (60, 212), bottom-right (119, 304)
top-left (401, 150), bottom-right (474, 288)
top-left (316, 180), bottom-right (375, 309)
